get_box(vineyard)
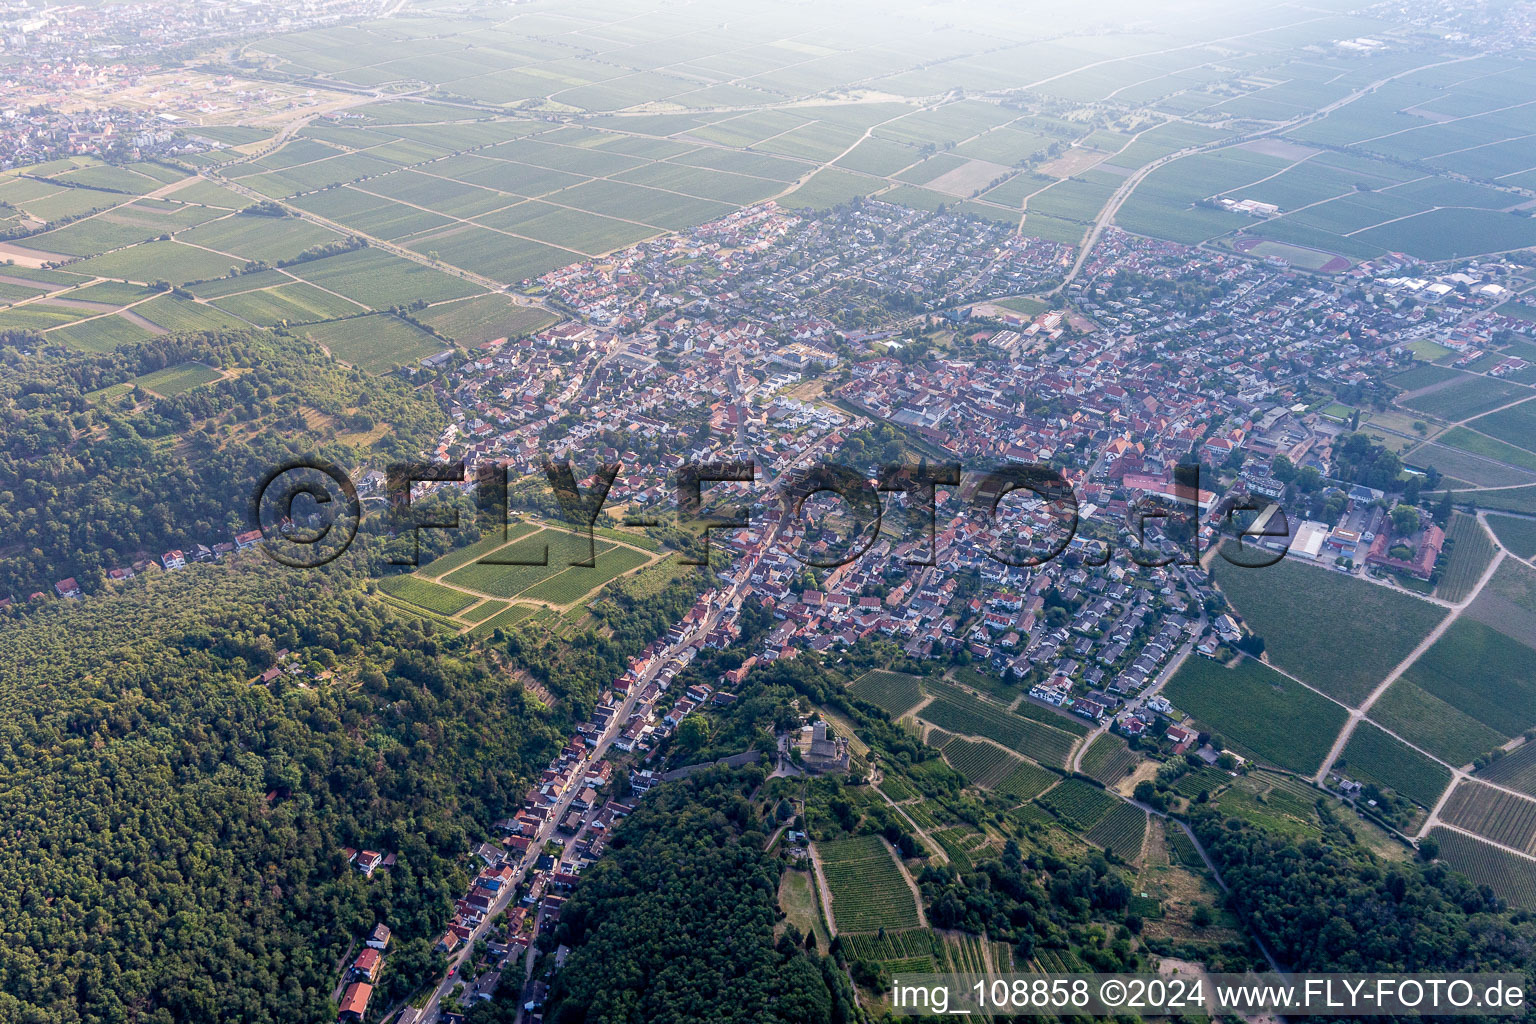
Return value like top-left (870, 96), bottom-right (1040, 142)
top-left (935, 733), bottom-right (1020, 788)
top-left (918, 686), bottom-right (1077, 767)
top-left (849, 669), bottom-right (926, 717)
top-left (843, 929), bottom-right (938, 973)
top-left (1431, 827), bottom-right (1536, 909)
top-left (1084, 803), bottom-right (1148, 861)
top-left (377, 574), bottom-right (478, 616)
top-left (1477, 742), bottom-right (1536, 797)
top-left (1015, 696), bottom-right (1090, 736)
top-left (934, 826), bottom-right (994, 872)
top-left (1169, 764), bottom-right (1231, 799)
top-left (995, 760), bottom-right (1059, 802)
top-left (1437, 514), bottom-right (1496, 604)
top-left (1441, 781), bottom-right (1536, 854)
top-left (817, 835), bottom-right (921, 933)
top-left (1165, 827), bottom-right (1204, 871)
top-left (1036, 778), bottom-right (1117, 831)
top-left (876, 774), bottom-right (917, 802)
top-left (940, 932), bottom-right (992, 976)
top-left (1340, 722), bottom-right (1452, 807)
top-left (1081, 736), bottom-right (1140, 787)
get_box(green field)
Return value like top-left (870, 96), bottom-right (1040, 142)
top-left (49, 315), bottom-right (159, 352)
top-left (847, 669), bottom-right (925, 717)
top-left (516, 545), bottom-right (650, 605)
top-left (917, 684), bottom-right (1077, 767)
top-left (377, 574), bottom-right (479, 616)
top-left (133, 361), bottom-right (225, 397)
top-left (1164, 656), bottom-right (1348, 774)
top-left (1399, 376), bottom-right (1532, 422)
top-left (1397, 618), bottom-right (1536, 748)
top-left (292, 248), bottom-right (482, 308)
top-left (1370, 678), bottom-right (1507, 768)
top-left (299, 314), bottom-right (446, 373)
top-left (469, 603), bottom-right (536, 638)
top-left (413, 293), bottom-right (556, 345)
top-left (1431, 827), bottom-right (1536, 909)
top-left (1084, 803), bottom-right (1148, 860)
top-left (933, 733), bottom-right (1019, 788)
top-left (443, 530), bottom-right (615, 598)
top-left (1477, 742), bottom-right (1536, 798)
top-left (1488, 514), bottom-right (1536, 560)
top-left (1213, 547), bottom-right (1446, 705)
top-left (1081, 735), bottom-right (1140, 787)
top-left (1037, 778), bottom-right (1117, 831)
top-left (1338, 722), bottom-right (1451, 808)
top-left (1438, 513), bottom-right (1496, 603)
top-left (816, 835), bottom-right (921, 934)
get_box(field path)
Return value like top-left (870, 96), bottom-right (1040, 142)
top-left (1314, 545), bottom-right (1507, 785)
top-left (871, 774), bottom-right (949, 865)
top-left (883, 837), bottom-right (929, 929)
top-left (806, 843), bottom-right (839, 938)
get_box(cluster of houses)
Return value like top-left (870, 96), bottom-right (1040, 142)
top-left (336, 924), bottom-right (391, 1022)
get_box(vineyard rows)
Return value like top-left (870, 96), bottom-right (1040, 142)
top-left (849, 669), bottom-right (926, 717)
top-left (919, 687), bottom-right (1076, 767)
top-left (1441, 781), bottom-right (1536, 854)
top-left (1477, 742), bottom-right (1536, 797)
top-left (817, 835), bottom-right (921, 933)
top-left (937, 734), bottom-right (1020, 788)
top-left (1037, 778), bottom-right (1117, 831)
top-left (1431, 827), bottom-right (1536, 909)
top-left (1084, 803), bottom-right (1148, 861)
top-left (1081, 736), bottom-right (1140, 786)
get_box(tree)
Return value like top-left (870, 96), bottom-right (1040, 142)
top-left (1390, 504), bottom-right (1420, 537)
top-left (677, 713), bottom-right (710, 752)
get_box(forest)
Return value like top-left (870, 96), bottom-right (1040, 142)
top-left (0, 559), bottom-right (574, 1024)
top-left (545, 766), bottom-right (855, 1024)
top-left (0, 327), bottom-right (444, 598)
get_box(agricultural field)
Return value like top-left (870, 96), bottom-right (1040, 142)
top-left (1477, 743), bottom-right (1536, 798)
top-left (515, 545), bottom-right (650, 606)
top-left (917, 685), bottom-right (1077, 767)
top-left (994, 760), bottom-right (1059, 802)
top-left (1440, 781), bottom-right (1536, 855)
top-left (932, 733), bottom-right (1019, 789)
top-left (209, 282), bottom-right (366, 325)
top-left (413, 293), bottom-right (556, 345)
top-left (1084, 803), bottom-right (1148, 861)
top-left (1488, 514), bottom-right (1536, 560)
top-left (1370, 678), bottom-right (1507, 769)
top-left (1213, 545), bottom-right (1447, 705)
top-left (1430, 827), bottom-right (1536, 910)
top-left (1080, 735), bottom-right (1141, 787)
top-left (1391, 618), bottom-right (1536, 753)
top-left (1164, 656), bottom-right (1348, 774)
top-left (468, 603), bottom-right (536, 639)
top-left (1399, 376), bottom-right (1533, 422)
top-left (1036, 778), bottom-right (1117, 831)
top-left (1466, 558), bottom-right (1536, 651)
top-left (1468, 399), bottom-right (1536, 457)
top-left (1437, 514), bottom-right (1496, 603)
top-left (840, 930), bottom-right (937, 974)
top-left (291, 248), bottom-right (482, 308)
top-left (816, 835), bottom-right (921, 934)
top-left (443, 530), bottom-right (616, 599)
top-left (377, 574), bottom-right (478, 617)
top-left (1338, 722), bottom-right (1452, 808)
top-left (847, 669), bottom-right (925, 717)
top-left (299, 314), bottom-right (446, 374)
top-left (132, 361), bottom-right (225, 397)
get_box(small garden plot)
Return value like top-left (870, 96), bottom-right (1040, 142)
top-left (847, 669), bottom-right (924, 717)
top-left (377, 574), bottom-right (478, 617)
top-left (816, 835), bottom-right (920, 933)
